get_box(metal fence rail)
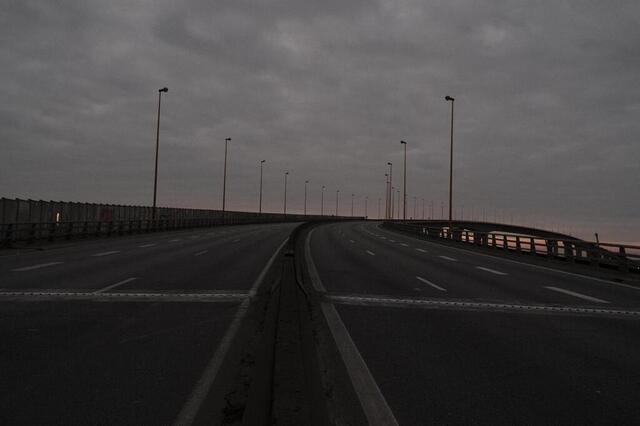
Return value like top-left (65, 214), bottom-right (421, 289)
top-left (383, 221), bottom-right (640, 274)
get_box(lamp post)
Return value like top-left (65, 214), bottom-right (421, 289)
top-left (335, 190), bottom-right (339, 216)
top-left (321, 185), bottom-right (325, 216)
top-left (351, 193), bottom-right (355, 217)
top-left (387, 162), bottom-right (393, 219)
top-left (384, 173), bottom-right (389, 219)
top-left (283, 171), bottom-right (289, 216)
top-left (400, 140), bottom-right (407, 220)
top-left (152, 87), bottom-right (168, 220)
top-left (378, 198), bottom-right (381, 219)
top-left (391, 186), bottom-right (395, 219)
top-left (259, 160), bottom-right (266, 214)
top-left (413, 196), bottom-right (417, 219)
top-left (365, 196), bottom-right (368, 218)
top-left (445, 95), bottom-right (455, 234)
top-left (304, 180), bottom-right (309, 216)
top-left (222, 137), bottom-right (231, 220)
top-left (396, 189), bottom-right (400, 218)
top-left (422, 198), bottom-right (425, 220)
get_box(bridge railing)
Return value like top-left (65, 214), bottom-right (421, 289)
top-left (383, 221), bottom-right (640, 274)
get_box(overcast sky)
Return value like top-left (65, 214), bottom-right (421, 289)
top-left (1, 1), bottom-right (639, 241)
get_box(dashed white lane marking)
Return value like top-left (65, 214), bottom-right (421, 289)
top-left (388, 239), bottom-right (396, 243)
top-left (92, 251), bottom-right (120, 257)
top-left (366, 250), bottom-right (376, 256)
top-left (415, 248), bottom-right (428, 253)
top-left (380, 236), bottom-right (386, 239)
top-left (11, 262), bottom-right (63, 272)
top-left (399, 243), bottom-right (409, 247)
top-left (438, 255), bottom-right (457, 261)
top-left (349, 239), bottom-right (355, 243)
top-left (416, 276), bottom-right (447, 292)
top-left (194, 250), bottom-right (208, 257)
top-left (475, 266), bottom-right (508, 276)
top-left (545, 286), bottom-right (610, 304)
top-left (95, 277), bottom-right (137, 294)
top-left (138, 243), bottom-right (157, 248)
top-left (169, 239), bottom-right (181, 242)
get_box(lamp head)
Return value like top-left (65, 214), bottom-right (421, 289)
top-left (400, 140), bottom-right (407, 144)
top-left (445, 95), bottom-right (454, 101)
top-left (225, 137), bottom-right (231, 142)
top-left (159, 87), bottom-right (168, 93)
top-left (387, 162), bottom-right (392, 166)
top-left (261, 159), bottom-right (266, 163)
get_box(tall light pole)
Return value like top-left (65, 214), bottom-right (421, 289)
top-left (152, 87), bottom-right (168, 220)
top-left (396, 189), bottom-right (400, 218)
top-left (422, 198), bottom-right (425, 220)
top-left (384, 173), bottom-right (389, 219)
top-left (378, 198), bottom-right (381, 219)
top-left (387, 162), bottom-right (393, 219)
top-left (445, 95), bottom-right (455, 233)
top-left (222, 137), bottom-right (231, 219)
top-left (259, 160), bottom-right (266, 214)
top-left (400, 140), bottom-right (407, 220)
top-left (321, 185), bottom-right (325, 216)
top-left (413, 196), bottom-right (417, 219)
top-left (283, 171), bottom-right (289, 215)
top-left (365, 196), bottom-right (368, 218)
top-left (335, 190), bottom-right (339, 216)
top-left (304, 180), bottom-right (309, 216)
top-left (391, 186), bottom-right (395, 219)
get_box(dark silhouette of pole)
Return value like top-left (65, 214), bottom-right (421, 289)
top-left (365, 196), bottom-right (368, 218)
top-left (335, 190), bottom-right (339, 216)
top-left (396, 189), bottom-right (400, 217)
top-left (391, 186), bottom-right (395, 219)
top-left (283, 171), bottom-right (289, 215)
top-left (321, 185), bottom-right (325, 216)
top-left (445, 95), bottom-right (455, 233)
top-left (384, 173), bottom-right (389, 219)
top-left (422, 198), bottom-right (425, 220)
top-left (259, 160), bottom-right (265, 213)
top-left (222, 137), bottom-right (231, 219)
top-left (401, 140), bottom-right (407, 220)
top-left (378, 198), bottom-right (381, 219)
top-left (387, 162), bottom-right (393, 219)
top-left (413, 196), bottom-right (417, 219)
top-left (351, 193), bottom-right (355, 217)
top-left (152, 87), bottom-right (168, 220)
top-left (304, 180), bottom-right (309, 216)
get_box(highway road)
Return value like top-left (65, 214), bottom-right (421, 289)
top-left (0, 223), bottom-right (297, 425)
top-left (307, 221), bottom-right (640, 425)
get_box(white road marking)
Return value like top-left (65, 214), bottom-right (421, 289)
top-left (92, 250), bottom-right (120, 257)
top-left (366, 250), bottom-right (376, 256)
top-left (380, 236), bottom-right (386, 239)
top-left (438, 255), bottom-right (457, 261)
top-left (416, 276), bottom-right (447, 291)
top-left (95, 277), bottom-right (137, 293)
top-left (349, 239), bottom-right (355, 243)
top-left (169, 239), bottom-right (181, 242)
top-left (138, 243), bottom-right (156, 248)
top-left (415, 248), bottom-right (428, 253)
top-left (12, 262), bottom-right (63, 272)
top-left (475, 266), bottom-right (508, 276)
top-left (231, 239), bottom-right (241, 243)
top-left (545, 286), bottom-right (610, 304)
top-left (388, 239), bottom-right (396, 243)
top-left (194, 250), bottom-right (208, 257)
top-left (399, 243), bottom-right (409, 247)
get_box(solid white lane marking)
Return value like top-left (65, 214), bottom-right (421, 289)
top-left (415, 248), bottom-right (428, 253)
top-left (416, 276), bottom-right (447, 292)
top-left (399, 243), bottom-right (409, 247)
top-left (0, 290), bottom-right (248, 302)
top-left (194, 250), bottom-right (208, 257)
top-left (349, 239), bottom-right (355, 243)
top-left (92, 250), bottom-right (120, 257)
top-left (545, 286), bottom-right (610, 304)
top-left (95, 277), bottom-right (137, 293)
top-left (174, 236), bottom-right (289, 425)
top-left (12, 262), bottom-right (63, 272)
top-left (366, 250), bottom-right (376, 256)
top-left (475, 266), bottom-right (508, 276)
top-left (438, 255), bottom-right (457, 261)
top-left (138, 243), bottom-right (156, 248)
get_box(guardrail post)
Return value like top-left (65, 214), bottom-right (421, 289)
top-left (502, 235), bottom-right (508, 250)
top-left (618, 246), bottom-right (629, 272)
top-left (491, 234), bottom-right (496, 248)
top-left (530, 237), bottom-right (536, 255)
top-left (515, 236), bottom-right (521, 253)
top-left (564, 241), bottom-right (574, 262)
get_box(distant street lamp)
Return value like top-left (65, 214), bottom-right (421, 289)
top-left (400, 140), bottom-right (407, 220)
top-left (152, 87), bottom-right (168, 219)
top-left (396, 189), bottom-right (400, 217)
top-left (384, 173), bottom-right (389, 219)
top-left (351, 193), bottom-right (355, 217)
top-left (422, 198), bottom-right (425, 220)
top-left (413, 196), bottom-right (417, 219)
top-left (304, 180), bottom-right (309, 216)
top-left (335, 190), bottom-right (339, 216)
top-left (365, 196), bottom-right (368, 218)
top-left (259, 160), bottom-right (266, 214)
top-left (283, 171), bottom-right (289, 215)
top-left (222, 137), bottom-right (231, 219)
top-left (387, 162), bottom-right (393, 219)
top-left (445, 95), bottom-right (455, 233)
top-left (378, 198), bottom-right (381, 219)
top-left (321, 185), bottom-right (325, 216)
top-left (391, 186), bottom-right (395, 219)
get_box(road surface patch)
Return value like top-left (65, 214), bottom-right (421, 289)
top-left (194, 250), bottom-right (208, 257)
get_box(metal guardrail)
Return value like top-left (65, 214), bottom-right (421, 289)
top-left (0, 215), bottom-right (358, 246)
top-left (383, 221), bottom-right (640, 274)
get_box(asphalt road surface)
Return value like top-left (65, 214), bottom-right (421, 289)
top-left (308, 221), bottom-right (640, 425)
top-left (0, 223), bottom-right (297, 425)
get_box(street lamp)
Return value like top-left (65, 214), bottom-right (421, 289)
top-left (351, 193), bottom-right (355, 217)
top-left (304, 180), bottom-right (309, 216)
top-left (384, 173), bottom-right (389, 219)
top-left (335, 190), bottom-right (339, 216)
top-left (400, 140), bottom-right (407, 220)
top-left (259, 160), bottom-right (266, 214)
top-left (321, 185), bottom-right (325, 216)
top-left (413, 196), bottom-right (417, 219)
top-left (152, 87), bottom-right (168, 220)
top-left (396, 189), bottom-right (400, 218)
top-left (378, 198), bottom-right (381, 219)
top-left (391, 186), bottom-right (395, 219)
top-left (365, 196), bottom-right (368, 218)
top-left (222, 137), bottom-right (231, 219)
top-left (283, 171), bottom-right (289, 215)
top-left (445, 95), bottom-right (455, 234)
top-left (387, 162), bottom-right (393, 219)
